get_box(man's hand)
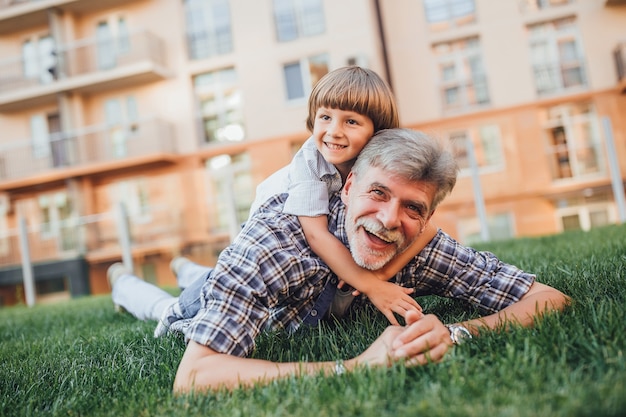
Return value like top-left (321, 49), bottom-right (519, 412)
top-left (366, 281), bottom-right (423, 325)
top-left (353, 310), bottom-right (449, 368)
top-left (390, 312), bottom-right (453, 365)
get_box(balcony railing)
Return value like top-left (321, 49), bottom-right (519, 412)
top-left (0, 1), bottom-right (144, 35)
top-left (614, 42), bottom-right (626, 91)
top-left (0, 30), bottom-right (167, 97)
top-left (533, 60), bottom-right (588, 95)
top-left (0, 117), bottom-right (176, 182)
top-left (0, 0), bottom-right (34, 9)
top-left (440, 74), bottom-right (490, 112)
top-left (0, 204), bottom-right (183, 267)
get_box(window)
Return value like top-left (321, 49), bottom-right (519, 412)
top-left (458, 212), bottom-right (515, 244)
top-left (104, 96), bottom-right (139, 158)
top-left (207, 153), bottom-right (254, 241)
top-left (423, 0), bottom-right (476, 30)
top-left (556, 193), bottom-right (614, 232)
top-left (283, 54), bottom-right (329, 101)
top-left (22, 35), bottom-right (56, 84)
top-left (38, 192), bottom-right (77, 251)
top-left (273, 0), bottom-right (325, 42)
top-left (528, 17), bottom-right (587, 95)
top-left (194, 68), bottom-right (244, 144)
top-left (519, 0), bottom-right (574, 13)
top-left (0, 198), bottom-right (8, 257)
top-left (541, 103), bottom-right (603, 180)
top-left (433, 37), bottom-right (489, 111)
top-left (449, 125), bottom-right (504, 175)
top-left (31, 115), bottom-right (50, 159)
top-left (96, 17), bottom-right (131, 70)
top-left (184, 0), bottom-right (232, 60)
top-left (113, 179), bottom-right (150, 222)
top-left (30, 113), bottom-right (69, 167)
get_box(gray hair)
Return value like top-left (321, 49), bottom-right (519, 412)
top-left (351, 128), bottom-right (458, 212)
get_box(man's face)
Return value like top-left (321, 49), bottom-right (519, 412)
top-left (342, 166), bottom-right (436, 270)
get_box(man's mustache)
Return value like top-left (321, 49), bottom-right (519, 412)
top-left (354, 217), bottom-right (405, 248)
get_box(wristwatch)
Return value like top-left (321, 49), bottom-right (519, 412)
top-left (445, 324), bottom-right (472, 345)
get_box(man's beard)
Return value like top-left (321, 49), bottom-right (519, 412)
top-left (347, 215), bottom-right (408, 271)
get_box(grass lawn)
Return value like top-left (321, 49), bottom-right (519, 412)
top-left (1, 224), bottom-right (625, 417)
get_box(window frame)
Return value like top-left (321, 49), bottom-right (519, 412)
top-left (184, 0), bottom-right (233, 60)
top-left (528, 17), bottom-right (587, 96)
top-left (273, 0), bottom-right (325, 42)
top-left (434, 37), bottom-right (489, 112)
top-left (283, 53), bottom-right (329, 102)
top-left (193, 67), bottom-right (245, 145)
top-left (449, 124), bottom-right (505, 177)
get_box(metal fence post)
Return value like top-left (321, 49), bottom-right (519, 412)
top-left (18, 215), bottom-right (36, 307)
top-left (602, 116), bottom-right (626, 224)
top-left (115, 202), bottom-right (134, 271)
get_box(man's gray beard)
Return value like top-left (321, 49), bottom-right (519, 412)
top-left (347, 216), bottom-right (407, 271)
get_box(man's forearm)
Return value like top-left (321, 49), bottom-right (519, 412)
top-left (173, 341), bottom-right (344, 393)
top-left (463, 282), bottom-right (570, 333)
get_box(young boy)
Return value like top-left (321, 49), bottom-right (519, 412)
top-left (250, 66), bottom-right (422, 325)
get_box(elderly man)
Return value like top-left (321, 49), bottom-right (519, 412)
top-left (109, 128), bottom-right (569, 392)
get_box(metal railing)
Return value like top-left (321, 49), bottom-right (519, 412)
top-left (0, 0), bottom-right (35, 9)
top-left (0, 30), bottom-right (166, 94)
top-left (533, 60), bottom-right (588, 95)
top-left (440, 74), bottom-right (490, 111)
top-left (0, 117), bottom-right (176, 181)
top-left (0, 204), bottom-right (183, 268)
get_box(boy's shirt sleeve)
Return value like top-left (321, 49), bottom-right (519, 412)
top-left (283, 138), bottom-right (342, 217)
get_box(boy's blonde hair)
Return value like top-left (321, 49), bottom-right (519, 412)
top-left (306, 66), bottom-right (399, 133)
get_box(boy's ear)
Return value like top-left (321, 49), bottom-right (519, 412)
top-left (341, 172), bottom-right (355, 204)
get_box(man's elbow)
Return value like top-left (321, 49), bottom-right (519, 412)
top-left (550, 288), bottom-right (571, 311)
top-left (535, 283), bottom-right (571, 312)
top-left (172, 342), bottom-right (225, 394)
top-left (173, 364), bottom-right (198, 394)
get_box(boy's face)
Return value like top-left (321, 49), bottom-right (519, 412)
top-left (312, 107), bottom-right (374, 178)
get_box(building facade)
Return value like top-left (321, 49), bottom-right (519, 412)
top-left (0, 0), bottom-right (624, 306)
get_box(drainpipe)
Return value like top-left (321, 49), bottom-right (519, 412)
top-left (373, 0), bottom-right (393, 91)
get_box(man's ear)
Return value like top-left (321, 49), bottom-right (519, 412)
top-left (341, 172), bottom-right (355, 204)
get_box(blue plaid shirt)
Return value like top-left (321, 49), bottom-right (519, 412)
top-left (184, 193), bottom-right (535, 357)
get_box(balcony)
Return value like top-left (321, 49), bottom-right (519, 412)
top-left (0, 204), bottom-right (184, 269)
top-left (0, 30), bottom-right (170, 111)
top-left (0, 0), bottom-right (138, 34)
top-left (614, 42), bottom-right (626, 93)
top-left (0, 117), bottom-right (177, 190)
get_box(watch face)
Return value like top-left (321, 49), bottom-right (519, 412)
top-left (449, 325), bottom-right (472, 344)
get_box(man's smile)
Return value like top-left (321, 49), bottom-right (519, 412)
top-left (356, 217), bottom-right (403, 250)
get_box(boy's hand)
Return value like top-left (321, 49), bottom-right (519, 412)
top-left (366, 281), bottom-right (422, 326)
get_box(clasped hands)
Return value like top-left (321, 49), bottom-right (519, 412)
top-left (356, 310), bottom-right (455, 369)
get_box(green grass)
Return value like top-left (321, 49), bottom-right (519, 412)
top-left (1, 224), bottom-right (625, 417)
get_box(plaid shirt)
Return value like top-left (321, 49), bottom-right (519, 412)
top-left (184, 194), bottom-right (535, 357)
